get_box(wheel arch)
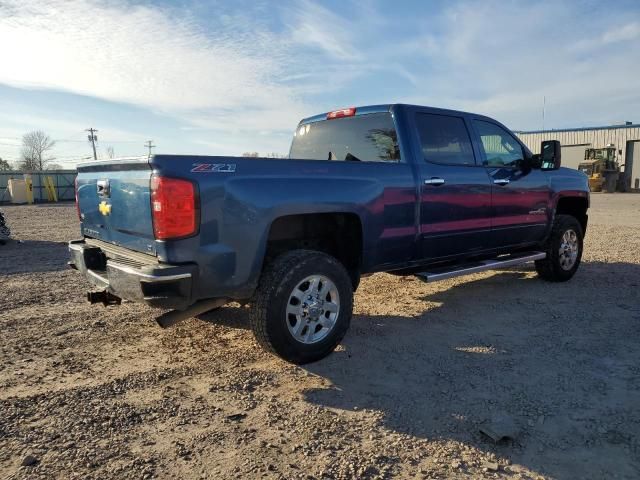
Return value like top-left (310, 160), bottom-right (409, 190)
top-left (554, 196), bottom-right (588, 234)
top-left (262, 212), bottom-right (363, 289)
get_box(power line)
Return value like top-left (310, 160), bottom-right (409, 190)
top-left (55, 130), bottom-right (86, 142)
top-left (2, 134), bottom-right (141, 144)
top-left (86, 128), bottom-right (98, 160)
top-left (1, 132), bottom-right (84, 142)
top-left (47, 154), bottom-right (95, 159)
top-left (56, 139), bottom-right (141, 143)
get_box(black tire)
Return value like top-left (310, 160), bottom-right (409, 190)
top-left (535, 214), bottom-right (583, 282)
top-left (0, 210), bottom-right (10, 243)
top-left (250, 250), bottom-right (353, 364)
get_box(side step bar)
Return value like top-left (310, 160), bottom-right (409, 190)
top-left (416, 251), bottom-right (546, 283)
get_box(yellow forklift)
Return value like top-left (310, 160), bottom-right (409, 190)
top-left (577, 144), bottom-right (623, 192)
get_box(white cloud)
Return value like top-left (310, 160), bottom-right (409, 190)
top-left (0, 0), bottom-right (348, 160)
top-left (0, 0), bottom-right (638, 159)
top-left (602, 21), bottom-right (640, 44)
top-left (570, 21), bottom-right (640, 52)
top-left (286, 0), bottom-right (360, 61)
top-left (395, 0), bottom-right (640, 129)
top-left (0, 0), bottom-right (315, 136)
top-left (0, 0), bottom-right (384, 157)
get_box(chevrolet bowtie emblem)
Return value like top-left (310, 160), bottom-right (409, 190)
top-left (99, 201), bottom-right (112, 216)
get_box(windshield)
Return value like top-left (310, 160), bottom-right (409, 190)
top-left (578, 164), bottom-right (593, 176)
top-left (586, 148), bottom-right (615, 161)
top-left (289, 112), bottom-right (400, 162)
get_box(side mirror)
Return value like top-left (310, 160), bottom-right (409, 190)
top-left (541, 140), bottom-right (561, 170)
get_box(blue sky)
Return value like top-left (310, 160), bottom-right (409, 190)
top-left (0, 0), bottom-right (638, 167)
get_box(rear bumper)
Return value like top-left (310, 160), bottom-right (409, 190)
top-left (68, 239), bottom-right (196, 309)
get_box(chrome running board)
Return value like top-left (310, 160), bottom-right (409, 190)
top-left (416, 251), bottom-right (546, 283)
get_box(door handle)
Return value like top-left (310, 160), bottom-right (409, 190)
top-left (424, 177), bottom-right (445, 186)
top-left (493, 178), bottom-right (510, 185)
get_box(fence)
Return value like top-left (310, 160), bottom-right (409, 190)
top-left (0, 170), bottom-right (77, 203)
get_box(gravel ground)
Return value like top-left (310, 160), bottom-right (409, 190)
top-left (1, 195), bottom-right (639, 480)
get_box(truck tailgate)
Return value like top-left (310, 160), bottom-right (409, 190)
top-left (76, 158), bottom-right (156, 255)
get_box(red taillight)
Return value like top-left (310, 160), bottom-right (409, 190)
top-left (327, 107), bottom-right (356, 119)
top-left (75, 177), bottom-right (81, 221)
top-left (150, 175), bottom-right (197, 240)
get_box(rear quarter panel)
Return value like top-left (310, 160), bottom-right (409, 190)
top-left (151, 155), bottom-right (417, 300)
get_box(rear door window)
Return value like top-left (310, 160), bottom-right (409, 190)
top-left (289, 112), bottom-right (400, 162)
top-left (415, 113), bottom-right (476, 166)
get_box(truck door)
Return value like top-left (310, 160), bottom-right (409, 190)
top-left (471, 119), bottom-right (551, 248)
top-left (412, 111), bottom-right (493, 259)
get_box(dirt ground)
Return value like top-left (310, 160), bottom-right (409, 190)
top-left (1, 195), bottom-right (639, 480)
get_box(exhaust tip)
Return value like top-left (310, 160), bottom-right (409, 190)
top-left (155, 298), bottom-right (228, 329)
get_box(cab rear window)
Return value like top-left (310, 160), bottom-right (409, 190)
top-left (289, 113), bottom-right (401, 162)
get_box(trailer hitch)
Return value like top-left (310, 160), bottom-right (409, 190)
top-left (87, 290), bottom-right (122, 307)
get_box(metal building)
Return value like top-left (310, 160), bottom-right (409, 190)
top-left (515, 123), bottom-right (640, 190)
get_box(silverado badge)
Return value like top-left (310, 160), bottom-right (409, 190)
top-left (99, 201), bottom-right (112, 216)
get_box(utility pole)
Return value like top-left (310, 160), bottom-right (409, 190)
top-left (145, 140), bottom-right (156, 158)
top-left (86, 128), bottom-right (98, 160)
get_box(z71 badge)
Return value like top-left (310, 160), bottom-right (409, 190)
top-left (191, 163), bottom-right (236, 173)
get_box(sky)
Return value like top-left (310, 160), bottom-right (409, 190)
top-left (0, 0), bottom-right (639, 167)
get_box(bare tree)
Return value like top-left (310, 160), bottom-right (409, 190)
top-left (46, 163), bottom-right (64, 170)
top-left (0, 158), bottom-right (11, 171)
top-left (20, 130), bottom-right (56, 171)
top-left (106, 146), bottom-right (116, 159)
top-left (242, 152), bottom-right (259, 157)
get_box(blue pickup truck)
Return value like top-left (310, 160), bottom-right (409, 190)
top-left (69, 104), bottom-right (589, 363)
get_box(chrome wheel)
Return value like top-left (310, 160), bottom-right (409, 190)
top-left (286, 275), bottom-right (340, 344)
top-left (558, 229), bottom-right (579, 270)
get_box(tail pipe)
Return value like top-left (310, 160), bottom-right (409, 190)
top-left (155, 298), bottom-right (229, 329)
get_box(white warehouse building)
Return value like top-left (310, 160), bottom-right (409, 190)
top-left (515, 123), bottom-right (640, 190)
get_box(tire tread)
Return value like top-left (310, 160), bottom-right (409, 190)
top-left (535, 214), bottom-right (583, 282)
top-left (250, 249), bottom-right (352, 363)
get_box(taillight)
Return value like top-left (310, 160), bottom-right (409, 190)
top-left (327, 107), bottom-right (356, 119)
top-left (150, 175), bottom-right (197, 240)
top-left (75, 177), bottom-right (81, 221)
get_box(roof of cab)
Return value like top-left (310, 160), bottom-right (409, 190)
top-left (297, 103), bottom-right (494, 125)
top-left (298, 104), bottom-right (392, 125)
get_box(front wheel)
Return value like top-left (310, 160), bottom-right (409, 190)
top-left (250, 250), bottom-right (353, 364)
top-left (535, 214), bottom-right (584, 282)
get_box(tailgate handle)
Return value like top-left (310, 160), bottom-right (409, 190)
top-left (97, 179), bottom-right (110, 197)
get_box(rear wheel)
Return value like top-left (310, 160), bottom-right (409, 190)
top-left (250, 250), bottom-right (353, 364)
top-left (535, 214), bottom-right (583, 282)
